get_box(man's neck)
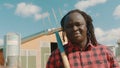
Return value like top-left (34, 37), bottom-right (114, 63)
top-left (73, 38), bottom-right (88, 49)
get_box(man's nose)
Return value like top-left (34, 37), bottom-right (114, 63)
top-left (73, 25), bottom-right (78, 31)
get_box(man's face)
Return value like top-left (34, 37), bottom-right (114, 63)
top-left (63, 12), bottom-right (87, 44)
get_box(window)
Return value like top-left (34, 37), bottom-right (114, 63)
top-left (51, 42), bottom-right (58, 53)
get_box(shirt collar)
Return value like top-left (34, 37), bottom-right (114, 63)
top-left (67, 41), bottom-right (95, 51)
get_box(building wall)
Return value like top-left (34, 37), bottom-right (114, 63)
top-left (21, 32), bottom-right (63, 49)
top-left (21, 32), bottom-right (64, 68)
top-left (20, 49), bottom-right (37, 68)
top-left (116, 46), bottom-right (120, 64)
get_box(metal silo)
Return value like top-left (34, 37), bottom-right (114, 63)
top-left (4, 33), bottom-right (21, 68)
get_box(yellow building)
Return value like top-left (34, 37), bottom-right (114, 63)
top-left (21, 28), bottom-right (63, 68)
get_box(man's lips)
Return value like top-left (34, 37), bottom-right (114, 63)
top-left (73, 32), bottom-right (81, 37)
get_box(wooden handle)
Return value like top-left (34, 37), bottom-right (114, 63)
top-left (61, 52), bottom-right (70, 68)
top-left (55, 32), bottom-right (70, 68)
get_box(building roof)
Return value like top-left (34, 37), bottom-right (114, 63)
top-left (0, 28), bottom-right (62, 49)
top-left (22, 27), bottom-right (62, 44)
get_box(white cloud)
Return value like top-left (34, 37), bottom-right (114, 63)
top-left (35, 14), bottom-right (42, 20)
top-left (3, 3), bottom-right (14, 9)
top-left (74, 0), bottom-right (107, 10)
top-left (15, 2), bottom-right (40, 17)
top-left (35, 12), bottom-right (49, 21)
top-left (95, 28), bottom-right (104, 38)
top-left (15, 2), bottom-right (49, 20)
top-left (41, 12), bottom-right (49, 19)
top-left (95, 27), bottom-right (120, 46)
top-left (113, 5), bottom-right (120, 18)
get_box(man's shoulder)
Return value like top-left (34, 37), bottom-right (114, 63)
top-left (94, 44), bottom-right (111, 51)
top-left (51, 48), bottom-right (60, 55)
top-left (96, 44), bottom-right (109, 48)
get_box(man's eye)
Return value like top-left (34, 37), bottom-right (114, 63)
top-left (66, 25), bottom-right (72, 28)
top-left (76, 23), bottom-right (84, 27)
top-left (75, 23), bottom-right (82, 26)
top-left (76, 24), bottom-right (80, 26)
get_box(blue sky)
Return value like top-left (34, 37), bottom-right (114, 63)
top-left (0, 0), bottom-right (120, 46)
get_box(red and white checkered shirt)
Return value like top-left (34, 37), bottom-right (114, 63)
top-left (46, 42), bottom-right (120, 68)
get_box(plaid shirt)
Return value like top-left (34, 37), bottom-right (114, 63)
top-left (46, 42), bottom-right (120, 68)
